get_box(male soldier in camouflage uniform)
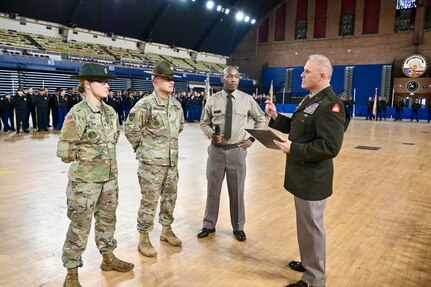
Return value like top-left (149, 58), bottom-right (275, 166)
top-left (57, 63), bottom-right (134, 287)
top-left (125, 60), bottom-right (184, 257)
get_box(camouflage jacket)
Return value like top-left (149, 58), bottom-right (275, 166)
top-left (125, 91), bottom-right (184, 166)
top-left (56, 97), bottom-right (120, 182)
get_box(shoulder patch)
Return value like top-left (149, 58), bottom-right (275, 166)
top-left (64, 115), bottom-right (74, 125)
top-left (331, 103), bottom-right (341, 113)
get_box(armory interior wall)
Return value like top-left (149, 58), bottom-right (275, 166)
top-left (231, 0), bottom-right (431, 83)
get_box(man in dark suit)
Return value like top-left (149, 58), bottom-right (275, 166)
top-left (12, 88), bottom-right (30, 133)
top-left (265, 54), bottom-right (349, 287)
top-left (410, 99), bottom-right (420, 122)
top-left (394, 97), bottom-right (405, 121)
top-left (33, 88), bottom-right (50, 131)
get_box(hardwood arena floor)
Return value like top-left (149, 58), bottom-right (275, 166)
top-left (0, 118), bottom-right (430, 287)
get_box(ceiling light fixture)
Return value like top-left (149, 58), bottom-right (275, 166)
top-left (235, 11), bottom-right (244, 21)
top-left (206, 1), bottom-right (214, 9)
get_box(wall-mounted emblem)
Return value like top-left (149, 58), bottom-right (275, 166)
top-left (402, 54), bottom-right (428, 78)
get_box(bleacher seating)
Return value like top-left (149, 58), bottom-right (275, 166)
top-left (144, 53), bottom-right (165, 64)
top-left (31, 34), bottom-right (114, 62)
top-left (192, 60), bottom-right (211, 72)
top-left (161, 55), bottom-right (194, 71)
top-left (0, 29), bottom-right (38, 49)
top-left (105, 45), bottom-right (144, 63)
top-left (0, 28), bottom-right (227, 74)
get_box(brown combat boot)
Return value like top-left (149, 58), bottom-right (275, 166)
top-left (138, 232), bottom-right (157, 257)
top-left (160, 225), bottom-right (182, 246)
top-left (63, 268), bottom-right (81, 287)
top-left (100, 253), bottom-right (134, 272)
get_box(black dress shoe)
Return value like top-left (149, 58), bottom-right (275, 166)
top-left (233, 230), bottom-right (246, 241)
top-left (289, 261), bottom-right (306, 272)
top-left (197, 228), bottom-right (215, 238)
top-left (285, 280), bottom-right (323, 287)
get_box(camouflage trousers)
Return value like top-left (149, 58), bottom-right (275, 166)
top-left (62, 178), bottom-right (118, 268)
top-left (137, 162), bottom-right (178, 233)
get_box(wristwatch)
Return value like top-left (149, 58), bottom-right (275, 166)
top-left (249, 136), bottom-right (255, 142)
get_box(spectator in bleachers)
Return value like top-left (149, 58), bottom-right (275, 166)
top-left (26, 87), bottom-right (37, 129)
top-left (2, 93), bottom-right (15, 132)
top-left (57, 88), bottom-right (69, 130)
top-left (33, 88), bottom-right (49, 131)
top-left (12, 88), bottom-right (30, 134)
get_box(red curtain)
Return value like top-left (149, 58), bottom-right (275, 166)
top-left (296, 0), bottom-right (308, 20)
top-left (341, 0), bottom-right (356, 14)
top-left (275, 3), bottom-right (286, 41)
top-left (363, 0), bottom-right (380, 34)
top-left (314, 0), bottom-right (328, 38)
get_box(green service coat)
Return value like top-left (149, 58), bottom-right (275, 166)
top-left (269, 86), bottom-right (349, 201)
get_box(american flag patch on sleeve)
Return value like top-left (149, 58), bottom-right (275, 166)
top-left (63, 115), bottom-right (74, 125)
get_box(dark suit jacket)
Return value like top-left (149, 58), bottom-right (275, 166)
top-left (269, 86), bottom-right (349, 201)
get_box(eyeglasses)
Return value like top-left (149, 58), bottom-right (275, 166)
top-left (90, 80), bottom-right (110, 85)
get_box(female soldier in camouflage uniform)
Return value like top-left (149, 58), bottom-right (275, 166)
top-left (57, 63), bottom-right (134, 287)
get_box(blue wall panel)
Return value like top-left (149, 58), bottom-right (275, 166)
top-left (263, 64), bottom-right (389, 106)
top-left (262, 67), bottom-right (287, 90)
top-left (352, 64), bottom-right (383, 107)
top-left (292, 67), bottom-right (306, 94)
top-left (331, 65), bottom-right (345, 94)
